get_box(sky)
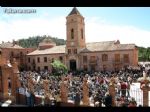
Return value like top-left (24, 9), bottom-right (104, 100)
top-left (0, 7), bottom-right (150, 48)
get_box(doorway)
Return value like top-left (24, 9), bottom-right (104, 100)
top-left (70, 60), bottom-right (76, 71)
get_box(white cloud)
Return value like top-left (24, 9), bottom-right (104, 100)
top-left (0, 15), bottom-right (150, 48)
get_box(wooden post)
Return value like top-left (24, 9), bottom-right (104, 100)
top-left (109, 77), bottom-right (116, 106)
top-left (43, 79), bottom-right (50, 105)
top-left (138, 72), bottom-right (150, 107)
top-left (60, 76), bottom-right (68, 103)
top-left (11, 58), bottom-right (20, 103)
top-left (82, 78), bottom-right (89, 106)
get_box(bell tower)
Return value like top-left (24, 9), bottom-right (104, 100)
top-left (66, 7), bottom-right (86, 54)
top-left (65, 7), bottom-right (86, 71)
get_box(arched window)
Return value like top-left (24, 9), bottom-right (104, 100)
top-left (71, 29), bottom-right (74, 39)
top-left (81, 29), bottom-right (83, 39)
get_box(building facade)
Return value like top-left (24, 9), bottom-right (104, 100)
top-left (0, 41), bottom-right (35, 70)
top-left (27, 7), bottom-right (138, 72)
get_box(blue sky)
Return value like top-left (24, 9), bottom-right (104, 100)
top-left (0, 7), bottom-right (150, 47)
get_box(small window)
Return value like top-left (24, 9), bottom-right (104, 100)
top-left (81, 29), bottom-right (83, 39)
top-left (44, 66), bottom-right (48, 70)
top-left (71, 29), bottom-right (74, 39)
top-left (28, 57), bottom-right (30, 63)
top-left (44, 57), bottom-right (47, 63)
top-left (0, 51), bottom-right (2, 55)
top-left (59, 56), bottom-right (63, 61)
top-left (68, 49), bottom-right (71, 54)
top-left (33, 59), bottom-right (35, 64)
top-left (37, 57), bottom-right (40, 63)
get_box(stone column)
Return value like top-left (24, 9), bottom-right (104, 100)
top-left (11, 58), bottom-right (20, 103)
top-left (108, 77), bottom-right (116, 106)
top-left (1, 65), bottom-right (10, 100)
top-left (82, 78), bottom-right (89, 106)
top-left (138, 72), bottom-right (150, 107)
top-left (143, 87), bottom-right (149, 107)
top-left (43, 79), bottom-right (50, 105)
top-left (60, 76), bottom-right (68, 103)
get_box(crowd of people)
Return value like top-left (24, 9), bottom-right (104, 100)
top-left (14, 63), bottom-right (150, 107)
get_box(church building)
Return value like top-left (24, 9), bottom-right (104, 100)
top-left (27, 7), bottom-right (138, 72)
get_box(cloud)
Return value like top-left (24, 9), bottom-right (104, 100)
top-left (0, 15), bottom-right (150, 48)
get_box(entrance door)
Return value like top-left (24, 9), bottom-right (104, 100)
top-left (70, 60), bottom-right (76, 71)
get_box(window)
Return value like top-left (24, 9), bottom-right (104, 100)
top-left (44, 57), bottom-right (47, 63)
top-left (59, 56), bottom-right (63, 61)
top-left (37, 57), bottom-right (40, 63)
top-left (33, 59), bottom-right (35, 64)
top-left (28, 57), bottom-right (30, 63)
top-left (81, 29), bottom-right (83, 39)
top-left (0, 51), bottom-right (2, 55)
top-left (83, 56), bottom-right (87, 63)
top-left (115, 54), bottom-right (120, 62)
top-left (71, 29), bottom-right (74, 39)
top-left (124, 54), bottom-right (129, 63)
top-left (68, 49), bottom-right (71, 54)
top-left (102, 54), bottom-right (108, 61)
top-left (74, 49), bottom-right (77, 54)
top-left (44, 66), bottom-right (48, 70)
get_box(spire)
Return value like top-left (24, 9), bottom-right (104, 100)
top-left (68, 7), bottom-right (82, 16)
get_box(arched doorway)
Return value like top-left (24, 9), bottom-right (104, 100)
top-left (70, 60), bottom-right (76, 71)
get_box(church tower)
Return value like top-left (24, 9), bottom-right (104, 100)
top-left (66, 7), bottom-right (86, 54)
top-left (65, 7), bottom-right (86, 71)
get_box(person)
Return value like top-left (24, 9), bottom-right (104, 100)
top-left (103, 92), bottom-right (112, 107)
top-left (74, 92), bottom-right (81, 106)
top-left (121, 81), bottom-right (127, 97)
top-left (126, 81), bottom-right (130, 98)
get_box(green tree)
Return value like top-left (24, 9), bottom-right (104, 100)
top-left (50, 60), bottom-right (68, 76)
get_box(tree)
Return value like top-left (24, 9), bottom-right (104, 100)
top-left (50, 60), bottom-right (68, 76)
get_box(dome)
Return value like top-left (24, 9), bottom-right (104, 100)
top-left (42, 37), bottom-right (53, 43)
top-left (39, 37), bottom-right (56, 50)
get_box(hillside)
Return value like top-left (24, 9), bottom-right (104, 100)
top-left (18, 35), bottom-right (66, 48)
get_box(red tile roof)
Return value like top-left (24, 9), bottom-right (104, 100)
top-left (27, 41), bottom-right (136, 55)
